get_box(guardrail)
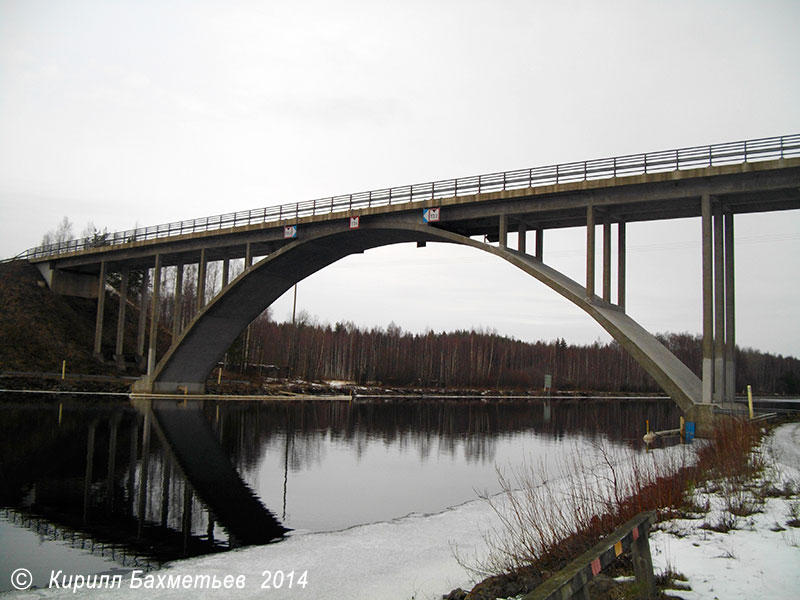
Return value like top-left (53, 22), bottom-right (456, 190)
top-left (522, 511), bottom-right (657, 600)
top-left (12, 134), bottom-right (800, 261)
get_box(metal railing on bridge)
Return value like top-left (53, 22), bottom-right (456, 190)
top-left (13, 133), bottom-right (800, 261)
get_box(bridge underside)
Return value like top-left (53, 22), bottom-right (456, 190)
top-left (132, 223), bottom-right (702, 417)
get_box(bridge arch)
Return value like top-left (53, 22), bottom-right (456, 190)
top-left (135, 223), bottom-right (701, 413)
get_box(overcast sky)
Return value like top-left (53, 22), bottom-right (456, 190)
top-left (1, 0), bottom-right (798, 358)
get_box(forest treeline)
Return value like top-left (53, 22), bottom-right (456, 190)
top-left (232, 318), bottom-right (799, 394)
top-left (121, 262), bottom-right (798, 395)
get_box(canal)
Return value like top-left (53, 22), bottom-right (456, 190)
top-left (0, 394), bottom-right (681, 593)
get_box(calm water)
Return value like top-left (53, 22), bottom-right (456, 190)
top-left (0, 394), bottom-right (680, 592)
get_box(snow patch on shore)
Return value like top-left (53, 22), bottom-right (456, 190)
top-left (10, 423), bottom-right (800, 600)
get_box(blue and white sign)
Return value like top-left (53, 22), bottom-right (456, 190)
top-left (684, 421), bottom-right (695, 443)
top-left (423, 207), bottom-right (440, 223)
top-left (284, 225), bottom-right (297, 239)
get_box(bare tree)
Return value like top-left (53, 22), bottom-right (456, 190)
top-left (41, 216), bottom-right (74, 246)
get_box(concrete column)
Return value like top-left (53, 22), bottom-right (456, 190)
top-left (173, 262), bottom-right (184, 342)
top-left (602, 215), bottom-right (612, 302)
top-left (586, 205), bottom-right (595, 298)
top-left (136, 268), bottom-right (150, 367)
top-left (535, 227), bottom-right (544, 261)
top-left (222, 258), bottom-right (230, 287)
top-left (713, 203), bottom-right (726, 403)
top-left (701, 194), bottom-right (714, 404)
top-left (245, 243), bottom-right (253, 268)
top-left (197, 248), bottom-right (207, 312)
top-left (617, 221), bottom-right (626, 310)
top-left (518, 222), bottom-right (527, 254)
top-left (115, 265), bottom-right (129, 365)
top-left (93, 261), bottom-right (107, 357)
top-left (147, 254), bottom-right (162, 376)
top-left (498, 214), bottom-right (508, 248)
top-left (724, 213), bottom-right (736, 402)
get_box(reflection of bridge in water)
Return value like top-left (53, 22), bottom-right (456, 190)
top-left (0, 399), bottom-right (286, 567)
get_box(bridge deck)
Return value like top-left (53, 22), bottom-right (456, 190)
top-left (15, 134), bottom-right (800, 274)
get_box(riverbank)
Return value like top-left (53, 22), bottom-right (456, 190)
top-left (5, 421), bottom-right (797, 599)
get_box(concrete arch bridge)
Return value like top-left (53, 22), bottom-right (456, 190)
top-left (19, 134), bottom-right (800, 430)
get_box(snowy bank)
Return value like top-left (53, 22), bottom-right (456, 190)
top-left (7, 423), bottom-right (799, 600)
top-left (649, 421), bottom-right (800, 599)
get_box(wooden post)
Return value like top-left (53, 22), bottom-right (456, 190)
top-left (631, 519), bottom-right (657, 599)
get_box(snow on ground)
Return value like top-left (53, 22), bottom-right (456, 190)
top-left (650, 421), bottom-right (800, 600)
top-left (8, 423), bottom-right (800, 600)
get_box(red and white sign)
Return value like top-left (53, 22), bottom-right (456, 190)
top-left (423, 207), bottom-right (440, 223)
top-left (284, 225), bottom-right (297, 239)
top-left (349, 216), bottom-right (360, 229)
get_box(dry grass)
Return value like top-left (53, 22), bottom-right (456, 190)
top-left (459, 416), bottom-right (765, 593)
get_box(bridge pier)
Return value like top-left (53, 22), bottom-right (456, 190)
top-left (222, 258), bottom-right (230, 287)
top-left (136, 267), bottom-right (149, 370)
top-left (586, 205), bottom-right (595, 298)
top-left (197, 248), bottom-right (207, 312)
top-left (725, 213), bottom-right (736, 402)
top-left (535, 226), bottom-right (543, 261)
top-left (603, 214), bottom-right (612, 302)
top-left (93, 260), bottom-right (107, 358)
top-left (147, 254), bottom-right (162, 376)
top-left (498, 214), bottom-right (508, 248)
top-left (701, 194), bottom-right (714, 403)
top-left (173, 262), bottom-right (184, 342)
top-left (701, 195), bottom-right (738, 406)
top-left (618, 221), bottom-right (626, 310)
top-left (714, 203), bottom-right (726, 402)
top-left (114, 265), bottom-right (128, 367)
top-left (518, 221), bottom-right (527, 253)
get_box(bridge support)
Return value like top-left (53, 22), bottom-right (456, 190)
top-left (93, 261), bottom-right (107, 358)
top-left (114, 265), bottom-right (128, 367)
top-left (147, 254), bottom-right (162, 376)
top-left (197, 249), bottom-right (207, 312)
top-left (535, 226), bottom-right (543, 261)
top-left (245, 242), bottom-right (253, 268)
top-left (222, 258), bottom-right (230, 287)
top-left (701, 195), bottom-right (737, 406)
top-left (714, 203), bottom-right (726, 402)
top-left (603, 214), bottom-right (612, 302)
top-left (499, 214), bottom-right (508, 248)
top-left (725, 214), bottom-right (736, 402)
top-left (173, 262), bottom-right (184, 342)
top-left (701, 195), bottom-right (714, 403)
top-left (586, 205), bottom-right (595, 298)
top-left (136, 267), bottom-right (149, 370)
top-left (618, 221), bottom-right (626, 310)
top-left (518, 221), bottom-right (527, 253)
